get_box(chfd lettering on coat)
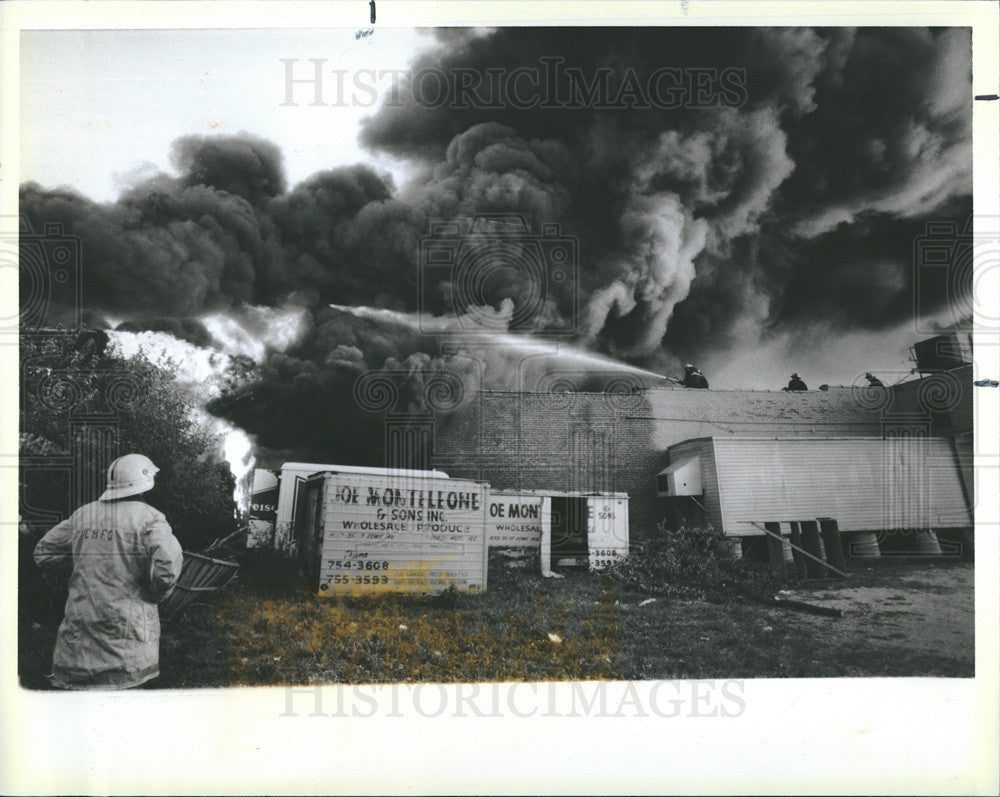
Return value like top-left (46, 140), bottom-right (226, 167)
top-left (332, 485), bottom-right (481, 511)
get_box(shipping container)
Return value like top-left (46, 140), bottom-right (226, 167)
top-left (246, 463), bottom-right (449, 555)
top-left (295, 471), bottom-right (489, 596)
top-left (661, 436), bottom-right (972, 537)
top-left (486, 489), bottom-right (629, 571)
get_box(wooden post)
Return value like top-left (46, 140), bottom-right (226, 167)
top-left (763, 521), bottom-right (785, 569)
top-left (818, 518), bottom-right (847, 574)
top-left (799, 521), bottom-right (826, 579)
top-left (749, 522), bottom-right (848, 579)
top-left (788, 521), bottom-right (809, 578)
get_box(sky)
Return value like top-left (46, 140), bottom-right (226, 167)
top-left (18, 26), bottom-right (974, 401)
top-left (20, 28), bottom-right (433, 200)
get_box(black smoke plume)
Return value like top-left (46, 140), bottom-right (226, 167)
top-left (20, 27), bottom-right (972, 462)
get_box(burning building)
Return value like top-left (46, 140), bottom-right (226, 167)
top-left (18, 26), bottom-right (977, 567)
top-left (424, 337), bottom-right (974, 560)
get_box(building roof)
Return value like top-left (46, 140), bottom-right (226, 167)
top-left (642, 385), bottom-right (884, 430)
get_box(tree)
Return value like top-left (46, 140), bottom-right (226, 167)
top-left (19, 331), bottom-right (237, 551)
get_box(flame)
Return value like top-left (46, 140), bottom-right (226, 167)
top-left (201, 304), bottom-right (310, 363)
top-left (223, 426), bottom-right (255, 510)
top-left (107, 324), bottom-right (259, 508)
top-left (200, 314), bottom-right (266, 362)
top-left (107, 329), bottom-right (232, 390)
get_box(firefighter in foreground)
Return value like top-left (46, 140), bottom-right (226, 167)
top-left (34, 454), bottom-right (183, 689)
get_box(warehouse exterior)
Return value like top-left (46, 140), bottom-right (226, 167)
top-left (426, 362), bottom-right (973, 550)
top-left (430, 384), bottom-right (883, 536)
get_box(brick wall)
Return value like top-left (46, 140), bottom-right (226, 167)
top-left (431, 386), bottom-right (889, 540)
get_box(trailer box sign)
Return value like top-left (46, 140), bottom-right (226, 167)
top-left (307, 473), bottom-right (489, 596)
top-left (246, 469), bottom-right (279, 549)
top-left (586, 495), bottom-right (629, 570)
top-left (487, 492), bottom-right (545, 547)
top-left (249, 474), bottom-right (278, 522)
top-left (537, 492), bottom-right (630, 572)
top-left (248, 463), bottom-right (450, 556)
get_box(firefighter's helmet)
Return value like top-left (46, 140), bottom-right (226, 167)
top-left (99, 454), bottom-right (160, 501)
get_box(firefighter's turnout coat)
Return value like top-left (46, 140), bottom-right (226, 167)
top-left (34, 500), bottom-right (183, 689)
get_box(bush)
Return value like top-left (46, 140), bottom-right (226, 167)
top-left (606, 522), bottom-right (781, 600)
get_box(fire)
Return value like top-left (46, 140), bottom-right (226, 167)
top-left (107, 318), bottom-right (265, 508)
top-left (107, 328), bottom-right (232, 391)
top-left (200, 314), bottom-right (266, 362)
top-left (222, 426), bottom-right (255, 510)
top-left (201, 304), bottom-right (310, 363)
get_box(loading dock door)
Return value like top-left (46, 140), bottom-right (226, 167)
top-left (550, 496), bottom-right (589, 564)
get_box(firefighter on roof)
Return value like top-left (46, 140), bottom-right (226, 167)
top-left (681, 363), bottom-right (709, 389)
top-left (786, 373), bottom-right (808, 391)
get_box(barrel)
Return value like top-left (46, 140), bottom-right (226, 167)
top-left (914, 530), bottom-right (942, 556)
top-left (849, 531), bottom-right (881, 558)
top-left (159, 551), bottom-right (240, 622)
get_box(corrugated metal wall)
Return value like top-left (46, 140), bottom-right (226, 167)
top-left (951, 433), bottom-right (974, 518)
top-left (707, 437), bottom-right (972, 536)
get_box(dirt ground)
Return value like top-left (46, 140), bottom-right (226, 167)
top-left (596, 559), bottom-right (974, 679)
top-left (782, 562), bottom-right (975, 670)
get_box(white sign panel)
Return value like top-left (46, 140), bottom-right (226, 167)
top-left (315, 473), bottom-right (488, 596)
top-left (273, 462), bottom-right (450, 556)
top-left (588, 495), bottom-right (629, 570)
top-left (486, 491), bottom-right (546, 547)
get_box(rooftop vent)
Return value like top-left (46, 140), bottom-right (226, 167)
top-left (912, 332), bottom-right (972, 374)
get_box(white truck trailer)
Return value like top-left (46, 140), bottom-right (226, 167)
top-left (246, 463), bottom-right (449, 556)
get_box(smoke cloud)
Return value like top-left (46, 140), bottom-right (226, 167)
top-left (358, 26), bottom-right (971, 359)
top-left (21, 26), bottom-right (972, 460)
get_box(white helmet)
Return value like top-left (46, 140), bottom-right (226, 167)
top-left (99, 454), bottom-right (159, 501)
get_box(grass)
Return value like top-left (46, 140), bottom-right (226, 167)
top-left (22, 556), bottom-right (974, 688)
top-left (211, 564), bottom-right (620, 685)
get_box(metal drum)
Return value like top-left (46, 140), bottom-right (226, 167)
top-left (914, 530), bottom-right (942, 556)
top-left (849, 531), bottom-right (882, 558)
top-left (159, 551), bottom-right (240, 622)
